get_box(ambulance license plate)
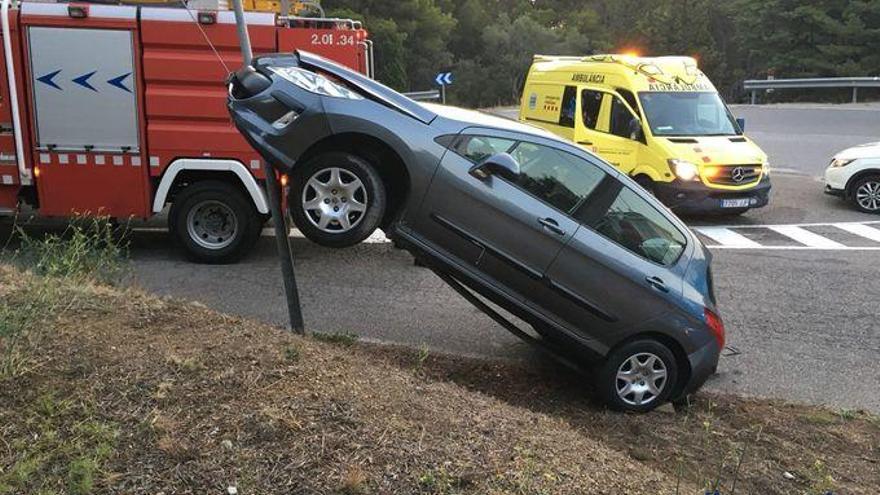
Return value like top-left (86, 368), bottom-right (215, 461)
top-left (721, 198), bottom-right (751, 208)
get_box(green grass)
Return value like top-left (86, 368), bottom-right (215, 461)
top-left (0, 393), bottom-right (118, 495)
top-left (0, 217), bottom-right (128, 377)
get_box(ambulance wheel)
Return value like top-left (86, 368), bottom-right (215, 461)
top-left (289, 151), bottom-right (386, 248)
top-left (169, 180), bottom-right (261, 264)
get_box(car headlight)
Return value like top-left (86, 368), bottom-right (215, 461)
top-left (669, 159), bottom-right (700, 181)
top-left (271, 67), bottom-right (363, 99)
top-left (830, 158), bottom-right (855, 168)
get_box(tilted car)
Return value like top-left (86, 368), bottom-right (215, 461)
top-left (227, 51), bottom-right (724, 412)
top-left (825, 142), bottom-right (880, 213)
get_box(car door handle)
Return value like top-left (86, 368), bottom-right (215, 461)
top-left (577, 140), bottom-right (593, 146)
top-left (538, 217), bottom-right (566, 236)
top-left (645, 276), bottom-right (669, 293)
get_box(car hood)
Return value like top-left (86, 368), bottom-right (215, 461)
top-left (659, 136), bottom-right (767, 166)
top-left (833, 141), bottom-right (880, 160)
top-left (295, 50), bottom-right (438, 125)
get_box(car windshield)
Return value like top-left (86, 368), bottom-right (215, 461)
top-left (638, 91), bottom-right (738, 137)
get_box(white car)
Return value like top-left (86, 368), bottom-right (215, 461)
top-left (825, 142), bottom-right (880, 213)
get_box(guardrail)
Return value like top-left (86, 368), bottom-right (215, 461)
top-left (403, 89), bottom-right (442, 102)
top-left (743, 77), bottom-right (880, 104)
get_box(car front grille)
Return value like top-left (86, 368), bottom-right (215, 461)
top-left (707, 164), bottom-right (762, 186)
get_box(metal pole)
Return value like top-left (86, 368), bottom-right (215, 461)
top-left (441, 84), bottom-right (446, 104)
top-left (231, 0), bottom-right (253, 66)
top-left (231, 0), bottom-right (305, 333)
top-left (852, 87), bottom-right (858, 104)
top-left (750, 90), bottom-right (756, 105)
top-left (262, 163), bottom-right (305, 333)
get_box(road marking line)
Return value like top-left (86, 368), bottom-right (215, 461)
top-left (693, 227), bottom-right (762, 248)
top-left (691, 220), bottom-right (880, 229)
top-left (768, 225), bottom-right (845, 248)
top-left (835, 223), bottom-right (880, 243)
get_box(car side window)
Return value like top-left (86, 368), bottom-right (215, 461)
top-left (453, 135), bottom-right (516, 163)
top-left (581, 89), bottom-right (602, 129)
top-left (559, 86), bottom-right (577, 128)
top-left (609, 95), bottom-right (635, 138)
top-left (591, 186), bottom-right (686, 265)
top-left (510, 142), bottom-right (606, 213)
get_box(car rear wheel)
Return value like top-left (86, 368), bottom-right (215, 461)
top-left (850, 175), bottom-right (880, 213)
top-left (596, 339), bottom-right (678, 413)
top-left (289, 152), bottom-right (386, 248)
top-left (169, 180), bottom-right (261, 264)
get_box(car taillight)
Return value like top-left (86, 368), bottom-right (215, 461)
top-left (704, 307), bottom-right (725, 350)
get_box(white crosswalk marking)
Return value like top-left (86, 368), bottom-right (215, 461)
top-left (768, 225), bottom-right (846, 248)
top-left (691, 221), bottom-right (880, 250)
top-left (692, 227), bottom-right (762, 248)
top-left (835, 223), bottom-right (880, 243)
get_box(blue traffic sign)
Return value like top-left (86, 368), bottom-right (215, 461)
top-left (435, 72), bottom-right (453, 86)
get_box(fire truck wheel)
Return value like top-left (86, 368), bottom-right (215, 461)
top-left (169, 180), bottom-right (261, 264)
top-left (289, 152), bottom-right (386, 248)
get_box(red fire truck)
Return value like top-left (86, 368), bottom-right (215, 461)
top-left (0, 0), bottom-right (370, 262)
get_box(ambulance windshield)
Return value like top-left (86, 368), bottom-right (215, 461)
top-left (638, 91), bottom-right (739, 137)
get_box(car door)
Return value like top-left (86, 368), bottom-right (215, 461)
top-left (593, 91), bottom-right (642, 174)
top-left (416, 129), bottom-right (605, 305)
top-left (542, 178), bottom-right (692, 344)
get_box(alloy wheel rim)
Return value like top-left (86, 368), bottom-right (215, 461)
top-left (186, 200), bottom-right (238, 250)
top-left (302, 167), bottom-right (368, 233)
top-left (856, 181), bottom-right (880, 211)
top-left (615, 352), bottom-right (668, 406)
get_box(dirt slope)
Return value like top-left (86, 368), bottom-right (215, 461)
top-left (0, 268), bottom-right (689, 494)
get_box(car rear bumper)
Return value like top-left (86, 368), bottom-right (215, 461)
top-left (679, 339), bottom-right (720, 397)
top-left (654, 176), bottom-right (771, 214)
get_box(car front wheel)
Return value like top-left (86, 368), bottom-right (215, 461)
top-left (596, 339), bottom-right (679, 413)
top-left (850, 175), bottom-right (880, 213)
top-left (289, 152), bottom-right (386, 248)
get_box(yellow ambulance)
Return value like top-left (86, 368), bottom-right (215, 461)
top-left (519, 54), bottom-right (771, 214)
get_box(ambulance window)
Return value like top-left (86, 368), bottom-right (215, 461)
top-left (609, 96), bottom-right (635, 138)
top-left (509, 142), bottom-right (605, 213)
top-left (559, 86), bottom-right (577, 128)
top-left (616, 88), bottom-right (640, 117)
top-left (581, 89), bottom-right (602, 129)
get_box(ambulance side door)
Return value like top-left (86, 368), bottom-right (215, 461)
top-left (591, 90), bottom-right (643, 175)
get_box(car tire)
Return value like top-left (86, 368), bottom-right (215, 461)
top-left (289, 152), bottom-right (386, 248)
top-left (596, 339), bottom-right (679, 413)
top-left (169, 180), bottom-right (262, 264)
top-left (849, 175), bottom-right (880, 213)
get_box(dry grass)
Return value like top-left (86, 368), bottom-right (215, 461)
top-left (0, 265), bottom-right (877, 494)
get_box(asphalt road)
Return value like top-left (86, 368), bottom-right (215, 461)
top-left (3, 104), bottom-right (879, 413)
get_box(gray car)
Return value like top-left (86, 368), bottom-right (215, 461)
top-left (228, 51), bottom-right (724, 412)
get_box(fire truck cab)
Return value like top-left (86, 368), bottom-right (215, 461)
top-left (0, 0), bottom-right (370, 262)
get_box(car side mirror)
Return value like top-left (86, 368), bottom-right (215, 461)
top-left (736, 117), bottom-right (746, 132)
top-left (628, 117), bottom-right (645, 142)
top-left (469, 152), bottom-right (521, 181)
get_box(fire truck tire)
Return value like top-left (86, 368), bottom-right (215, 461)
top-left (169, 180), bottom-right (262, 264)
top-left (289, 151), bottom-right (386, 248)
